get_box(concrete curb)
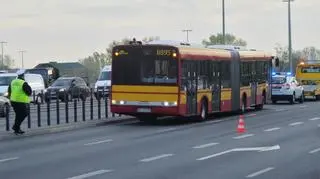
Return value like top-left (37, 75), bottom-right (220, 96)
top-left (0, 117), bottom-right (137, 141)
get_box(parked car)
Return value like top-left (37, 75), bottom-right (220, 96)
top-left (94, 65), bottom-right (111, 99)
top-left (44, 77), bottom-right (90, 102)
top-left (0, 73), bottom-right (45, 103)
top-left (0, 96), bottom-right (10, 117)
top-left (271, 72), bottom-right (304, 104)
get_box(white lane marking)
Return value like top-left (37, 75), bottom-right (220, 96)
top-left (264, 127), bottom-right (281, 132)
top-left (300, 105), bottom-right (307, 108)
top-left (197, 150), bottom-right (233, 161)
top-left (275, 109), bottom-right (285, 112)
top-left (309, 117), bottom-right (320, 121)
top-left (140, 154), bottom-right (174, 162)
top-left (0, 157), bottom-right (19, 163)
top-left (84, 139), bottom-right (113, 146)
top-left (289, 122), bottom-right (304, 126)
top-left (246, 167), bottom-right (275, 178)
top-left (233, 134), bottom-right (254, 139)
top-left (192, 143), bottom-right (219, 149)
top-left (156, 128), bottom-right (176, 133)
top-left (309, 148), bottom-right (320, 154)
top-left (197, 145), bottom-right (280, 161)
top-left (67, 169), bottom-right (113, 179)
top-left (205, 119), bottom-right (223, 124)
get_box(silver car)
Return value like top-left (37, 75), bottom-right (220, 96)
top-left (0, 96), bottom-right (10, 117)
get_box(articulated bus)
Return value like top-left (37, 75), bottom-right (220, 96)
top-left (110, 40), bottom-right (278, 121)
top-left (296, 61), bottom-right (320, 100)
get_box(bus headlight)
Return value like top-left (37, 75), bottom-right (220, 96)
top-left (162, 101), bottom-right (177, 107)
top-left (112, 100), bottom-right (126, 105)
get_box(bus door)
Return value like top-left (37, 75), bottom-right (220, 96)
top-left (250, 63), bottom-right (257, 105)
top-left (185, 61), bottom-right (198, 115)
top-left (211, 62), bottom-right (221, 112)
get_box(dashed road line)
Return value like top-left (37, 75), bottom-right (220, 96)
top-left (264, 127), bottom-right (281, 132)
top-left (246, 167), bottom-right (275, 178)
top-left (0, 157), bottom-right (19, 163)
top-left (233, 134), bottom-right (254, 139)
top-left (140, 154), bottom-right (174, 162)
top-left (289, 122), bottom-right (304, 126)
top-left (67, 169), bottom-right (113, 179)
top-left (275, 109), bottom-right (285, 112)
top-left (247, 114), bottom-right (257, 117)
top-left (84, 139), bottom-right (113, 146)
top-left (309, 117), bottom-right (320, 121)
top-left (192, 143), bottom-right (219, 149)
top-left (299, 105), bottom-right (307, 108)
top-left (205, 119), bottom-right (223, 124)
top-left (156, 128), bottom-right (176, 133)
top-left (197, 150), bottom-right (233, 161)
top-left (309, 148), bottom-right (320, 154)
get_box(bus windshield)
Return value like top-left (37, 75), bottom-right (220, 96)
top-left (301, 66), bottom-right (320, 73)
top-left (112, 47), bottom-right (178, 85)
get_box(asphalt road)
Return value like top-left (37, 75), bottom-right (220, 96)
top-left (0, 101), bottom-right (320, 179)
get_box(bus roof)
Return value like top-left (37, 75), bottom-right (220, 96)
top-left (114, 41), bottom-right (272, 60)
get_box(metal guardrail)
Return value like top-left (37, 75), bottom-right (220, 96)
top-left (5, 88), bottom-right (121, 131)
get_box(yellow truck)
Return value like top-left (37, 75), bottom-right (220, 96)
top-left (296, 61), bottom-right (320, 100)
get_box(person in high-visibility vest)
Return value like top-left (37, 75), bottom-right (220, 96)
top-left (7, 69), bottom-right (32, 134)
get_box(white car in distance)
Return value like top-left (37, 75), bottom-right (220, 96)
top-left (271, 72), bottom-right (304, 104)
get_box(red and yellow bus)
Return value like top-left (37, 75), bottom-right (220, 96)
top-left (110, 40), bottom-right (278, 121)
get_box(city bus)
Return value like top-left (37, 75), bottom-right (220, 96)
top-left (110, 40), bottom-right (278, 121)
top-left (296, 61), bottom-right (320, 100)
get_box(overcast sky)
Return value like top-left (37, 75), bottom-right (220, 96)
top-left (0, 0), bottom-right (318, 68)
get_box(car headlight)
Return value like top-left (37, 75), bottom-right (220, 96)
top-left (4, 92), bottom-right (8, 97)
top-left (59, 88), bottom-right (65, 92)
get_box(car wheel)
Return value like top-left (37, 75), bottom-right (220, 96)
top-left (299, 92), bottom-right (304, 103)
top-left (290, 93), bottom-right (295, 104)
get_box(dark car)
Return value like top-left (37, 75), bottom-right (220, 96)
top-left (44, 77), bottom-right (90, 102)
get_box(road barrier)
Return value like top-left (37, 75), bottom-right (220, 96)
top-left (4, 88), bottom-right (122, 131)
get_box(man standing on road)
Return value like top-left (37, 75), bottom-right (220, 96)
top-left (8, 69), bottom-right (32, 134)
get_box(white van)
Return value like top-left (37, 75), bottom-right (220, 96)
top-left (0, 73), bottom-right (45, 103)
top-left (94, 65), bottom-right (111, 99)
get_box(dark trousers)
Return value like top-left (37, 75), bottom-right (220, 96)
top-left (11, 102), bottom-right (29, 131)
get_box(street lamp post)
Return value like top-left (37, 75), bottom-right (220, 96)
top-left (182, 29), bottom-right (192, 42)
top-left (283, 0), bottom-right (294, 73)
top-left (0, 41), bottom-right (7, 70)
top-left (222, 0), bottom-right (226, 44)
top-left (18, 50), bottom-right (26, 68)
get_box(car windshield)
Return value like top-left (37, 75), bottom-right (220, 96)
top-left (51, 79), bottom-right (71, 87)
top-left (0, 76), bottom-right (16, 86)
top-left (98, 71), bottom-right (111, 81)
top-left (272, 76), bottom-right (287, 84)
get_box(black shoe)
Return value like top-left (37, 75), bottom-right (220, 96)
top-left (17, 130), bottom-right (25, 134)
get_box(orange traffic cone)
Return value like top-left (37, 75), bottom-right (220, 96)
top-left (237, 115), bottom-right (246, 133)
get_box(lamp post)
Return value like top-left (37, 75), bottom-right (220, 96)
top-left (222, 0), bottom-right (226, 44)
top-left (0, 41), bottom-right (7, 70)
top-left (283, 0), bottom-right (294, 72)
top-left (182, 29), bottom-right (192, 42)
top-left (18, 50), bottom-right (26, 68)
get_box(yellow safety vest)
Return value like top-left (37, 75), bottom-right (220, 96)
top-left (10, 79), bottom-right (30, 103)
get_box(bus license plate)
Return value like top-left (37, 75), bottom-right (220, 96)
top-left (137, 108), bottom-right (151, 113)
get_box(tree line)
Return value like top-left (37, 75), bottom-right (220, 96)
top-left (79, 33), bottom-right (320, 82)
